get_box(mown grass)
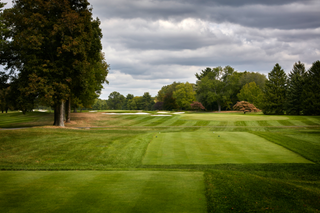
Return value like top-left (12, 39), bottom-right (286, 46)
top-left (0, 128), bottom-right (153, 170)
top-left (0, 171), bottom-right (206, 213)
top-left (0, 111), bottom-right (320, 212)
top-left (0, 112), bottom-right (52, 128)
top-left (205, 165), bottom-right (320, 212)
top-left (142, 132), bottom-right (311, 165)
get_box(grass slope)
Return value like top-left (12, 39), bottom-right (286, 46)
top-left (0, 129), bottom-right (152, 169)
top-left (205, 166), bottom-right (320, 212)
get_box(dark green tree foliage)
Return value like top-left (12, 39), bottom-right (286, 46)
top-left (156, 81), bottom-right (182, 102)
top-left (237, 82), bottom-right (263, 109)
top-left (2, 0), bottom-right (108, 126)
top-left (195, 66), bottom-right (237, 111)
top-left (239, 71), bottom-right (267, 90)
top-left (6, 76), bottom-right (35, 114)
top-left (153, 101), bottom-right (163, 110)
top-left (107, 91), bottom-right (125, 110)
top-left (141, 92), bottom-right (154, 111)
top-left (0, 72), bottom-right (10, 113)
top-left (122, 94), bottom-right (134, 110)
top-left (302, 60), bottom-right (320, 115)
top-left (195, 67), bottom-right (212, 80)
top-left (286, 61), bottom-right (305, 115)
top-left (163, 92), bottom-right (178, 111)
top-left (262, 63), bottom-right (287, 115)
top-left (91, 99), bottom-right (108, 110)
top-left (0, 2), bottom-right (7, 45)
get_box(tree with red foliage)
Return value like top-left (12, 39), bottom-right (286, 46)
top-left (190, 101), bottom-right (205, 111)
top-left (233, 101), bottom-right (260, 114)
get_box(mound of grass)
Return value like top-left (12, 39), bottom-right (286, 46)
top-left (253, 131), bottom-right (320, 163)
top-left (0, 171), bottom-right (206, 213)
top-left (0, 112), bottom-right (52, 128)
top-left (142, 132), bottom-right (311, 165)
top-left (0, 129), bottom-right (153, 170)
top-left (205, 166), bottom-right (320, 212)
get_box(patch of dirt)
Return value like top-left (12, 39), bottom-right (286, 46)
top-left (65, 112), bottom-right (115, 127)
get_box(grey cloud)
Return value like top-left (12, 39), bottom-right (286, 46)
top-left (91, 0), bottom-right (320, 30)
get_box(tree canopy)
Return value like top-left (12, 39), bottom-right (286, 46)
top-left (233, 101), bottom-right (260, 114)
top-left (261, 63), bottom-right (287, 115)
top-left (195, 66), bottom-right (237, 111)
top-left (172, 82), bottom-right (196, 110)
top-left (286, 61), bottom-right (305, 115)
top-left (237, 82), bottom-right (263, 109)
top-left (302, 60), bottom-right (320, 115)
top-left (107, 91), bottom-right (125, 110)
top-left (1, 0), bottom-right (108, 125)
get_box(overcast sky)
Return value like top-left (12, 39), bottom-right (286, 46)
top-left (3, 0), bottom-right (320, 99)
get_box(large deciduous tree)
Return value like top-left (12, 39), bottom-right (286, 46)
top-left (2, 0), bottom-right (108, 126)
top-left (195, 66), bottom-right (237, 111)
top-left (163, 92), bottom-right (178, 111)
top-left (172, 82), bottom-right (196, 110)
top-left (237, 82), bottom-right (263, 109)
top-left (302, 60), bottom-right (320, 115)
top-left (155, 81), bottom-right (182, 102)
top-left (107, 91), bottom-right (125, 110)
top-left (239, 71), bottom-right (267, 90)
top-left (286, 61), bottom-right (305, 115)
top-left (261, 63), bottom-right (287, 115)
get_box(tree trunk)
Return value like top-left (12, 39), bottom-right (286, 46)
top-left (73, 107), bottom-right (77, 113)
top-left (53, 101), bottom-right (65, 127)
top-left (66, 97), bottom-right (71, 123)
top-left (217, 100), bottom-right (221, 112)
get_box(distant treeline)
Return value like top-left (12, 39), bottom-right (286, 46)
top-left (90, 60), bottom-right (319, 115)
top-left (2, 60), bottom-right (319, 115)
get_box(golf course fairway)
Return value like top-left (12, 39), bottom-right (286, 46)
top-left (142, 132), bottom-right (312, 165)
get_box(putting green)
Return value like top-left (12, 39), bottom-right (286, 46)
top-left (180, 113), bottom-right (289, 121)
top-left (142, 132), bottom-right (312, 165)
top-left (0, 171), bottom-right (206, 213)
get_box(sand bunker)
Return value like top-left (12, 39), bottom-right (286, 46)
top-left (157, 111), bottom-right (169, 113)
top-left (102, 113), bottom-right (149, 115)
top-left (173, 112), bottom-right (185, 114)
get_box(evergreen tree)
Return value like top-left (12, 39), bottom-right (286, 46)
top-left (141, 92), bottom-right (153, 111)
top-left (302, 60), bottom-right (320, 115)
top-left (286, 61), bottom-right (305, 115)
top-left (262, 63), bottom-right (287, 115)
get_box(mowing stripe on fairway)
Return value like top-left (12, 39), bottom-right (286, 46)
top-left (0, 171), bottom-right (206, 213)
top-left (142, 132), bottom-right (312, 165)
